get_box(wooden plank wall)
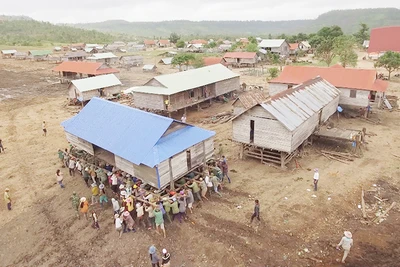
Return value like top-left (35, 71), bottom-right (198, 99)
top-left (204, 138), bottom-right (214, 159)
top-left (215, 77), bottom-right (240, 96)
top-left (170, 151), bottom-right (188, 179)
top-left (103, 85), bottom-right (122, 96)
top-left (190, 142), bottom-right (204, 167)
top-left (65, 132), bottom-right (94, 154)
top-left (321, 95), bottom-right (340, 123)
top-left (82, 89), bottom-right (101, 102)
top-left (158, 160), bottom-right (171, 188)
top-left (134, 164), bottom-right (158, 188)
top-left (338, 88), bottom-right (369, 107)
top-left (115, 155), bottom-right (135, 176)
top-left (132, 92), bottom-right (165, 110)
top-left (291, 113), bottom-right (318, 152)
top-left (68, 84), bottom-right (77, 99)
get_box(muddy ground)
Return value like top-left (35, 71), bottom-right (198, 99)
top-left (0, 52), bottom-right (400, 267)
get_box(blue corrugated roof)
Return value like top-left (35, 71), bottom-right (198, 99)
top-left (141, 126), bottom-right (215, 167)
top-left (61, 97), bottom-right (215, 168)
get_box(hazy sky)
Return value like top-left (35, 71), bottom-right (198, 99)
top-left (2, 1), bottom-right (399, 23)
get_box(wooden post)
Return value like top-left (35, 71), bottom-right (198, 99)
top-left (239, 143), bottom-right (244, 160)
top-left (168, 158), bottom-right (174, 190)
top-left (261, 148), bottom-right (264, 163)
top-left (197, 103), bottom-right (200, 111)
top-left (280, 151), bottom-right (285, 168)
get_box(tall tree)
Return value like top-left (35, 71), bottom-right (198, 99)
top-left (316, 40), bottom-right (336, 66)
top-left (334, 36), bottom-right (358, 67)
top-left (169, 32), bottom-right (180, 44)
top-left (353, 23), bottom-right (370, 45)
top-left (176, 39), bottom-right (185, 48)
top-left (172, 53), bottom-right (196, 71)
top-left (317, 25), bottom-right (343, 40)
top-left (248, 36), bottom-right (257, 44)
top-left (245, 43), bottom-right (258, 52)
top-left (375, 51), bottom-right (400, 80)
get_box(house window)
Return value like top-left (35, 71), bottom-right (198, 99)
top-left (350, 90), bottom-right (357, 98)
top-left (189, 90), bottom-right (194, 98)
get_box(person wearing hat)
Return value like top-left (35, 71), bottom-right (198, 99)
top-left (125, 196), bottom-right (135, 219)
top-left (70, 192), bottom-right (80, 218)
top-left (114, 214), bottom-right (123, 238)
top-left (68, 157), bottom-right (76, 177)
top-left (313, 168), bottom-right (320, 191)
top-left (149, 245), bottom-right (160, 267)
top-left (82, 167), bottom-right (90, 187)
top-left (122, 210), bottom-right (136, 233)
top-left (198, 177), bottom-right (209, 201)
top-left (136, 202), bottom-right (146, 228)
top-left (110, 172), bottom-right (119, 193)
top-left (145, 203), bottom-right (156, 230)
top-left (99, 184), bottom-right (108, 208)
top-left (75, 159), bottom-right (82, 175)
top-left (154, 205), bottom-right (166, 238)
top-left (91, 183), bottom-right (99, 205)
top-left (80, 197), bottom-right (89, 220)
top-left (4, 188), bottom-right (11, 211)
top-left (337, 231), bottom-right (354, 263)
top-left (161, 248), bottom-right (171, 267)
top-left (185, 189), bottom-right (194, 214)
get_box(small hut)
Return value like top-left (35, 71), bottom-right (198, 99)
top-left (119, 55), bottom-right (144, 68)
top-left (87, 52), bottom-right (118, 65)
top-left (14, 52), bottom-right (28, 60)
top-left (1, 50), bottom-right (17, 58)
top-left (28, 50), bottom-right (52, 61)
top-left (142, 64), bottom-right (157, 72)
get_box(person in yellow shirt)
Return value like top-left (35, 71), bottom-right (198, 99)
top-left (4, 188), bottom-right (11, 211)
top-left (91, 183), bottom-right (99, 205)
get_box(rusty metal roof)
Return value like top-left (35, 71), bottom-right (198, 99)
top-left (233, 91), bottom-right (268, 109)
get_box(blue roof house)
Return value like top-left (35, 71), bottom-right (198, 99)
top-left (61, 97), bottom-right (215, 188)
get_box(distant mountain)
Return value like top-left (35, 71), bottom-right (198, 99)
top-left (71, 8), bottom-right (400, 38)
top-left (0, 17), bottom-right (115, 46)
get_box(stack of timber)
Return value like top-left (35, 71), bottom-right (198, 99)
top-left (320, 150), bottom-right (359, 164)
top-left (203, 111), bottom-right (234, 124)
top-left (361, 185), bottom-right (397, 225)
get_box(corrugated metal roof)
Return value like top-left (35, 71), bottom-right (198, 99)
top-left (1, 50), bottom-right (17, 54)
top-left (142, 65), bottom-right (156, 70)
top-left (65, 51), bottom-right (88, 58)
top-left (143, 64), bottom-right (239, 95)
top-left (159, 57), bottom-right (173, 65)
top-left (259, 77), bottom-right (340, 131)
top-left (71, 74), bottom-right (121, 92)
top-left (29, 50), bottom-right (52, 56)
top-left (258, 39), bottom-right (286, 48)
top-left (128, 86), bottom-right (169, 95)
top-left (53, 61), bottom-right (119, 75)
top-left (61, 97), bottom-right (215, 167)
top-left (224, 52), bottom-right (257, 59)
top-left (88, 52), bottom-right (118, 60)
top-left (233, 91), bottom-right (267, 109)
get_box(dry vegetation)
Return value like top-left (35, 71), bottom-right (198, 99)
top-left (0, 50), bottom-right (400, 267)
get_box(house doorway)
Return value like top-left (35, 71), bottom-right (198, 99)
top-left (250, 120), bottom-right (255, 143)
top-left (186, 150), bottom-right (192, 169)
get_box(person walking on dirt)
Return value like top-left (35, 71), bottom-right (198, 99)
top-left (220, 156), bottom-right (231, 183)
top-left (313, 168), bottom-right (319, 191)
top-left (136, 202), bottom-right (147, 228)
top-left (154, 205), bottom-right (166, 238)
top-left (250, 199), bottom-right (260, 224)
top-left (57, 149), bottom-right (64, 167)
top-left (4, 188), bottom-right (11, 211)
top-left (161, 248), bottom-right (171, 267)
top-left (91, 210), bottom-right (100, 229)
top-left (111, 198), bottom-right (120, 214)
top-left (99, 184), bottom-right (108, 208)
top-left (71, 192), bottom-right (80, 218)
top-left (337, 231), bottom-right (353, 263)
top-left (82, 167), bottom-right (90, 187)
top-left (122, 210), bottom-right (136, 232)
top-left (42, 121), bottom-right (47, 136)
top-left (149, 245), bottom-right (161, 267)
top-left (80, 197), bottom-right (89, 220)
top-left (91, 183), bottom-right (99, 205)
top-left (114, 214), bottom-right (123, 238)
top-left (56, 169), bottom-right (65, 189)
top-left (0, 139), bottom-right (4, 153)
top-left (211, 175), bottom-right (222, 197)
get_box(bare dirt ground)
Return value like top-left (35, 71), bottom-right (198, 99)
top-left (0, 54), bottom-right (400, 267)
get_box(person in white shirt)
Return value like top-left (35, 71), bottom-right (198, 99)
top-left (313, 168), bottom-right (319, 191)
top-left (111, 173), bottom-right (118, 193)
top-left (181, 114), bottom-right (187, 123)
top-left (68, 158), bottom-right (76, 177)
top-left (75, 160), bottom-right (82, 175)
top-left (114, 214), bottom-right (123, 238)
top-left (204, 172), bottom-right (213, 197)
top-left (337, 231), bottom-right (353, 263)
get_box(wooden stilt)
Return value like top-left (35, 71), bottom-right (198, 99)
top-left (280, 151), bottom-right (285, 168)
top-left (197, 103), bottom-right (200, 111)
top-left (239, 143), bottom-right (244, 160)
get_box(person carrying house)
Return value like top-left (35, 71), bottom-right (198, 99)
top-left (68, 157), bottom-right (76, 177)
top-left (181, 114), bottom-right (187, 123)
top-left (336, 231), bottom-right (354, 263)
top-left (154, 205), bottom-right (166, 238)
top-left (99, 184), bottom-right (108, 208)
top-left (186, 180), bottom-right (202, 202)
top-left (91, 183), bottom-right (99, 205)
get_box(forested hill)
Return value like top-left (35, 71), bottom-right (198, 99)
top-left (72, 8), bottom-right (400, 37)
top-left (0, 19), bottom-right (114, 46)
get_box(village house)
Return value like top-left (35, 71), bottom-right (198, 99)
top-left (84, 47), bottom-right (99, 54)
top-left (128, 64), bottom-right (240, 114)
top-left (186, 44), bottom-right (204, 53)
top-left (258, 39), bottom-right (290, 57)
top-left (104, 45), bottom-right (119, 52)
top-left (53, 61), bottom-right (119, 83)
top-left (142, 64), bottom-right (157, 72)
top-left (14, 52), bottom-right (28, 60)
top-left (119, 55), bottom-right (144, 69)
top-left (232, 90), bottom-right (268, 115)
top-left (128, 45), bottom-right (146, 52)
top-left (203, 57), bottom-right (227, 66)
top-left (70, 43), bottom-right (85, 50)
top-left (159, 57), bottom-right (173, 65)
top-left (298, 41), bottom-right (311, 52)
top-left (68, 74), bottom-right (122, 102)
top-left (158, 40), bottom-right (171, 47)
top-left (223, 52), bottom-right (258, 67)
top-left (289, 43), bottom-right (299, 55)
top-left (218, 44), bottom-right (232, 52)
top-left (1, 49), bottom-right (17, 59)
top-left (63, 51), bottom-right (88, 61)
top-left (61, 97), bottom-right (215, 189)
top-left (144, 40), bottom-right (157, 48)
top-left (232, 77), bottom-right (340, 167)
top-left (269, 65), bottom-right (389, 109)
top-left (87, 52), bottom-right (118, 65)
top-left (28, 50), bottom-right (52, 61)
top-left (368, 26), bottom-right (400, 55)
top-left (190, 39), bottom-right (208, 45)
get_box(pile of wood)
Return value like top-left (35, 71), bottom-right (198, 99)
top-left (203, 111), bottom-right (234, 124)
top-left (361, 186), bottom-right (397, 225)
top-left (320, 150), bottom-right (359, 164)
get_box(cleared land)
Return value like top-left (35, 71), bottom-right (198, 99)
top-left (0, 50), bottom-right (400, 267)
